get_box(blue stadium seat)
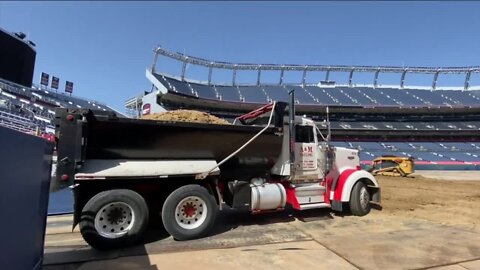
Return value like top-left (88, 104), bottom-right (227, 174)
top-left (412, 152), bottom-right (452, 162)
top-left (350, 142), bottom-right (384, 150)
top-left (163, 77), bottom-right (194, 96)
top-left (407, 89), bottom-right (449, 106)
top-left (331, 141), bottom-right (351, 148)
top-left (356, 88), bottom-right (399, 106)
top-left (380, 88), bottom-right (426, 106)
top-left (383, 142), bottom-right (416, 151)
top-left (189, 83), bottom-right (217, 99)
top-left (443, 152), bottom-right (477, 162)
top-left (324, 88), bottom-right (357, 105)
top-left (287, 86), bottom-right (317, 104)
top-left (155, 74), bottom-right (480, 108)
top-left (215, 86), bottom-right (241, 102)
top-left (351, 141), bottom-right (480, 163)
top-left (359, 152), bottom-right (376, 161)
top-left (0, 77), bottom-right (112, 135)
top-left (304, 86), bottom-right (339, 105)
top-left (458, 122), bottom-right (479, 129)
top-left (340, 87), bottom-right (377, 106)
top-left (238, 86), bottom-right (268, 103)
top-left (440, 142), bottom-right (474, 151)
top-left (262, 86), bottom-right (290, 102)
top-left (440, 90), bottom-right (480, 106)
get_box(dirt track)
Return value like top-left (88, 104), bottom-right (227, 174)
top-left (376, 175), bottom-right (480, 231)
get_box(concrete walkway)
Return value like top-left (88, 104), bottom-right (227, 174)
top-left (70, 241), bottom-right (358, 270)
top-left (43, 209), bottom-right (480, 270)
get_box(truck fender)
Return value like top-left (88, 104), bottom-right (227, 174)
top-left (332, 169), bottom-right (379, 202)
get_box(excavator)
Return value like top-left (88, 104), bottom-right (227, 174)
top-left (367, 156), bottom-right (414, 177)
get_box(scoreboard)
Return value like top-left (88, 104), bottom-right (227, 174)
top-left (0, 29), bottom-right (36, 87)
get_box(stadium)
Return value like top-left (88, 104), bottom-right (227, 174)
top-left (124, 47), bottom-right (480, 170)
top-left (2, 26), bottom-right (480, 171)
top-left (1, 26), bottom-right (479, 172)
top-left (2, 3), bottom-right (480, 269)
top-left (0, 54), bottom-right (113, 137)
top-left (0, 28), bottom-right (118, 139)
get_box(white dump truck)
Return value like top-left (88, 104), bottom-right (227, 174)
top-left (53, 91), bottom-right (380, 250)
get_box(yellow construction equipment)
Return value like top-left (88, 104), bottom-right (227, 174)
top-left (367, 156), bottom-right (414, 177)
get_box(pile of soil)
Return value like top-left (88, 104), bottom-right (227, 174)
top-left (376, 174), bottom-right (480, 231)
top-left (142, 110), bottom-right (230, 125)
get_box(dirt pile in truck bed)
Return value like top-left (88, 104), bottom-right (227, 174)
top-left (141, 110), bottom-right (230, 125)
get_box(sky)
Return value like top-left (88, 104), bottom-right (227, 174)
top-left (1, 1), bottom-right (480, 112)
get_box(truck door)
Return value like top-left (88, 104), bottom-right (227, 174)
top-left (294, 125), bottom-right (318, 172)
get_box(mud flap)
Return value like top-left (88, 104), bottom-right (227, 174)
top-left (368, 185), bottom-right (381, 203)
top-left (331, 200), bottom-right (343, 211)
top-left (368, 185), bottom-right (382, 210)
top-left (72, 184), bottom-right (81, 231)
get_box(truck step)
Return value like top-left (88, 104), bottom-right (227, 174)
top-left (298, 202), bottom-right (331, 210)
top-left (295, 183), bottom-right (326, 193)
top-left (293, 183), bottom-right (326, 206)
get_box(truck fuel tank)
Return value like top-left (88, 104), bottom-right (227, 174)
top-left (251, 183), bottom-right (286, 211)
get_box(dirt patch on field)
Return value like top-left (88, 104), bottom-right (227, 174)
top-left (377, 175), bottom-right (480, 230)
top-left (142, 110), bottom-right (230, 125)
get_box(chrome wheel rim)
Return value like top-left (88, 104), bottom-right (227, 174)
top-left (175, 196), bottom-right (207, 230)
top-left (359, 186), bottom-right (370, 210)
top-left (94, 202), bottom-right (135, 239)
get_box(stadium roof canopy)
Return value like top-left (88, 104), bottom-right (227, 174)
top-left (152, 46), bottom-right (480, 90)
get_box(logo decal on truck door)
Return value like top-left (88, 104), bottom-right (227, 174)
top-left (294, 125), bottom-right (317, 170)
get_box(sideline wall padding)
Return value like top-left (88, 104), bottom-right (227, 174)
top-left (0, 126), bottom-right (54, 270)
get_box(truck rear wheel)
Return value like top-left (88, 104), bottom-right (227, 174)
top-left (162, 185), bottom-right (218, 240)
top-left (349, 181), bottom-right (371, 216)
top-left (79, 189), bottom-right (149, 250)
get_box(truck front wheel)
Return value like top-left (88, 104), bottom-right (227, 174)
top-left (349, 181), bottom-right (371, 216)
top-left (162, 185), bottom-right (218, 240)
top-left (79, 189), bottom-right (149, 250)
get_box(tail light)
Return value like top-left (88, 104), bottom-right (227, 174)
top-left (61, 174), bottom-right (69, 181)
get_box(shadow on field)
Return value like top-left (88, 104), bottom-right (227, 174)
top-left (144, 205), bottom-right (335, 243)
top-left (44, 206), bottom-right (336, 269)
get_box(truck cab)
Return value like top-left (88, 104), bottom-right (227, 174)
top-left (271, 116), bottom-right (333, 180)
top-left (263, 113), bottom-right (378, 212)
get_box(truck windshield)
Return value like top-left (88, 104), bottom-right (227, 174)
top-left (315, 125), bottom-right (327, 142)
top-left (295, 125), bottom-right (315, 143)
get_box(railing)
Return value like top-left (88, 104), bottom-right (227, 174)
top-left (0, 109), bottom-right (39, 134)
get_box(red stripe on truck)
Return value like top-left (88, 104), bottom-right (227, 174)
top-left (284, 185), bottom-right (300, 210)
top-left (333, 169), bottom-right (357, 201)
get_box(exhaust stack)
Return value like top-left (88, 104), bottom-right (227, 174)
top-left (288, 90), bottom-right (295, 177)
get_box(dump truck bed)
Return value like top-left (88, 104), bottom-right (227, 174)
top-left (54, 108), bottom-right (284, 191)
top-left (85, 114), bottom-right (282, 161)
